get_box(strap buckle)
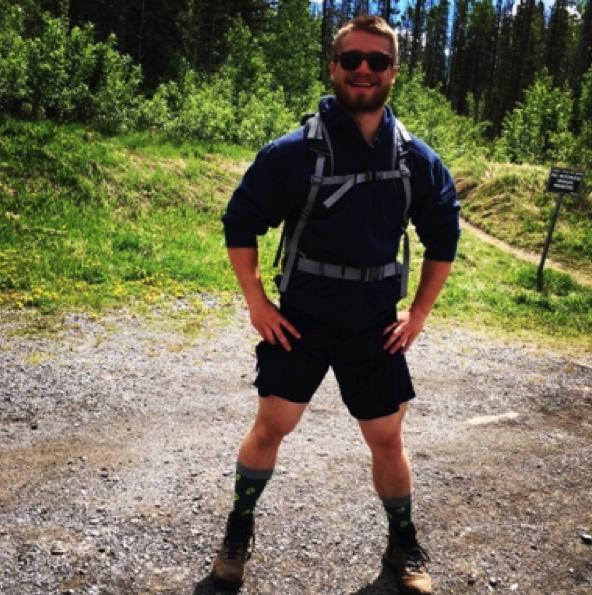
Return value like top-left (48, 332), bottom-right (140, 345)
top-left (355, 171), bottom-right (376, 184)
top-left (364, 266), bottom-right (381, 282)
top-left (398, 162), bottom-right (411, 177)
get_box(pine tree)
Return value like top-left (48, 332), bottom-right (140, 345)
top-left (424, 0), bottom-right (450, 89)
top-left (447, 0), bottom-right (471, 111)
top-left (547, 0), bottom-right (571, 87)
top-left (572, 0), bottom-right (592, 93)
top-left (409, 0), bottom-right (427, 77)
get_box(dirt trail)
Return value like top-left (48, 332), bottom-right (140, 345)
top-left (461, 219), bottom-right (592, 288)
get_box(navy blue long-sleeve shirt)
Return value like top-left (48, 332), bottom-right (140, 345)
top-left (223, 96), bottom-right (461, 330)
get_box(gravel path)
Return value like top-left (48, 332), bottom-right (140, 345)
top-left (1, 300), bottom-right (591, 595)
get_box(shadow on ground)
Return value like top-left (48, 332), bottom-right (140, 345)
top-left (190, 566), bottom-right (400, 595)
top-left (192, 575), bottom-right (239, 595)
top-left (348, 566), bottom-right (400, 594)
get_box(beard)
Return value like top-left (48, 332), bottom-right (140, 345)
top-left (332, 76), bottom-right (391, 114)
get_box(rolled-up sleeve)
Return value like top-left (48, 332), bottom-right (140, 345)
top-left (409, 147), bottom-right (461, 262)
top-left (222, 142), bottom-right (293, 248)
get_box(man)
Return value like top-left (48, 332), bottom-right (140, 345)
top-left (213, 14), bottom-right (460, 595)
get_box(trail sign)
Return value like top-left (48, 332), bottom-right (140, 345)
top-left (546, 167), bottom-right (584, 196)
top-left (537, 167), bottom-right (586, 291)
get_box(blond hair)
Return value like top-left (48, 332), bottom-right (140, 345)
top-left (333, 14), bottom-right (398, 65)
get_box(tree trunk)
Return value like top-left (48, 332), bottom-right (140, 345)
top-left (409, 0), bottom-right (424, 78)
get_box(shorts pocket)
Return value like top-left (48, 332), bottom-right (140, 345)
top-left (255, 340), bottom-right (273, 371)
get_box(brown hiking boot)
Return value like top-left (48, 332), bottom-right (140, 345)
top-left (383, 523), bottom-right (432, 595)
top-left (211, 511), bottom-right (255, 589)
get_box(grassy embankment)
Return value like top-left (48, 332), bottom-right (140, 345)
top-left (1, 118), bottom-right (591, 352)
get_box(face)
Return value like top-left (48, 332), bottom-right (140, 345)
top-left (330, 30), bottom-right (396, 115)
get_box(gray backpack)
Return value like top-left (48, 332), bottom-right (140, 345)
top-left (274, 113), bottom-right (413, 299)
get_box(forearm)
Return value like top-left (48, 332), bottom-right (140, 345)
top-left (227, 247), bottom-right (268, 307)
top-left (409, 259), bottom-right (453, 318)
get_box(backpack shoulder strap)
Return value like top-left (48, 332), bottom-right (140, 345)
top-left (306, 112), bottom-right (334, 174)
top-left (273, 113), bottom-right (328, 269)
top-left (393, 119), bottom-right (413, 299)
top-left (394, 119), bottom-right (412, 225)
top-left (277, 113), bottom-right (331, 293)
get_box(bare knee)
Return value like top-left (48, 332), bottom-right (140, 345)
top-left (359, 411), bottom-right (407, 458)
top-left (249, 417), bottom-right (293, 448)
top-left (369, 428), bottom-right (405, 458)
top-left (249, 396), bottom-right (305, 449)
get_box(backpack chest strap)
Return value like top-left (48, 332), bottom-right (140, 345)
top-left (320, 169), bottom-right (410, 208)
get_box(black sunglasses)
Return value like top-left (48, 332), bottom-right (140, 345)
top-left (337, 50), bottom-right (393, 73)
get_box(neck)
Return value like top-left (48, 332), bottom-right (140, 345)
top-left (347, 107), bottom-right (384, 145)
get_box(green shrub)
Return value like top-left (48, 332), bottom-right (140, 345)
top-left (495, 69), bottom-right (575, 165)
top-left (390, 68), bottom-right (488, 165)
top-left (170, 74), bottom-right (235, 143)
top-left (235, 88), bottom-right (297, 148)
top-left (91, 35), bottom-right (142, 133)
top-left (0, 12), bottom-right (142, 130)
top-left (0, 8), bottom-right (29, 109)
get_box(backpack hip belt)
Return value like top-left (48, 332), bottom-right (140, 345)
top-left (297, 257), bottom-right (403, 282)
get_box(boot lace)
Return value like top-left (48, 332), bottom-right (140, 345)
top-left (399, 535), bottom-right (430, 573)
top-left (223, 519), bottom-right (254, 560)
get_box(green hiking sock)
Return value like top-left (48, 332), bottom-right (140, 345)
top-left (382, 494), bottom-right (412, 532)
top-left (232, 461), bottom-right (273, 517)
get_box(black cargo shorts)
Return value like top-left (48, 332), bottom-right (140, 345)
top-left (254, 304), bottom-right (415, 420)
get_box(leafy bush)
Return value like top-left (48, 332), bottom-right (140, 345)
top-left (169, 73), bottom-right (235, 142)
top-left (390, 68), bottom-right (488, 165)
top-left (495, 69), bottom-right (575, 165)
top-left (0, 8), bottom-right (29, 110)
top-left (90, 35), bottom-right (143, 133)
top-left (137, 18), bottom-right (299, 148)
top-left (0, 12), bottom-right (141, 131)
top-left (235, 88), bottom-right (296, 148)
top-left (219, 18), bottom-right (297, 145)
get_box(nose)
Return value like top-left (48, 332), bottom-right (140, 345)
top-left (355, 58), bottom-right (373, 74)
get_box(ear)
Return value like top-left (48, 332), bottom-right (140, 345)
top-left (329, 61), bottom-right (336, 80)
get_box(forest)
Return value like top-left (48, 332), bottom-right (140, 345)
top-left (0, 0), bottom-right (592, 167)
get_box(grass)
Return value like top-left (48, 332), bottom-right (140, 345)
top-left (0, 117), bottom-right (591, 354)
top-left (0, 117), bottom-right (253, 314)
top-left (453, 158), bottom-right (592, 277)
top-left (405, 228), bottom-right (592, 352)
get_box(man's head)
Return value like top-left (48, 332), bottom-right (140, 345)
top-left (330, 15), bottom-right (397, 115)
top-left (332, 14), bottom-right (398, 65)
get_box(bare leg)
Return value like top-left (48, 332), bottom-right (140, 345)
top-left (238, 395), bottom-right (308, 469)
top-left (212, 395), bottom-right (307, 588)
top-left (361, 404), bottom-right (432, 594)
top-left (358, 402), bottom-right (411, 499)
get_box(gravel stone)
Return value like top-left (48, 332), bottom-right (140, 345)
top-left (1, 300), bottom-right (591, 594)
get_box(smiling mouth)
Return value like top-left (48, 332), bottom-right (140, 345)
top-left (350, 81), bottom-right (374, 88)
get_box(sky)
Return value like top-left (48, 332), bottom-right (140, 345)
top-left (308, 0), bottom-right (562, 11)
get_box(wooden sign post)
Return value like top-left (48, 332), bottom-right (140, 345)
top-left (537, 167), bottom-right (585, 291)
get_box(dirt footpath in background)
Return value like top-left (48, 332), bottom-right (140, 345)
top-left (460, 219), bottom-right (592, 288)
top-left (0, 305), bottom-right (591, 595)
